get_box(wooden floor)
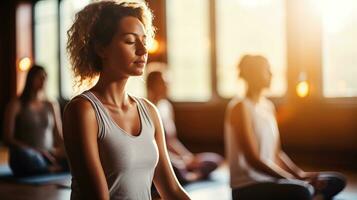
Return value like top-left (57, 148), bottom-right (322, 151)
top-left (1, 145), bottom-right (356, 200)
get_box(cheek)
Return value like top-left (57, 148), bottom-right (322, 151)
top-left (118, 44), bottom-right (135, 58)
top-left (109, 43), bottom-right (135, 64)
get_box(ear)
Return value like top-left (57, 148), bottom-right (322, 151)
top-left (94, 42), bottom-right (107, 59)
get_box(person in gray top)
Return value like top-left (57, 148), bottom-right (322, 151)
top-left (3, 65), bottom-right (66, 176)
top-left (64, 1), bottom-right (190, 199)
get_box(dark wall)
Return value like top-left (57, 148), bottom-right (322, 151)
top-left (0, 1), bottom-right (17, 138)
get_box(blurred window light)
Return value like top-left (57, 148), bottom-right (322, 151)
top-left (60, 0), bottom-right (92, 99)
top-left (39, 0), bottom-right (145, 100)
top-left (148, 39), bottom-right (160, 54)
top-left (216, 0), bottom-right (287, 98)
top-left (317, 0), bottom-right (357, 97)
top-left (166, 0), bottom-right (211, 101)
top-left (34, 0), bottom-right (59, 100)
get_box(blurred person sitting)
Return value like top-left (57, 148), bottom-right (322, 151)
top-left (147, 70), bottom-right (223, 184)
top-left (3, 64), bottom-right (67, 177)
top-left (225, 55), bottom-right (346, 200)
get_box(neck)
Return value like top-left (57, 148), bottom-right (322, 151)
top-left (246, 87), bottom-right (263, 103)
top-left (92, 75), bottom-right (129, 107)
top-left (147, 92), bottom-right (163, 105)
top-left (29, 90), bottom-right (44, 101)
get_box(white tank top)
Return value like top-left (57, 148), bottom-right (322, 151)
top-left (156, 99), bottom-right (176, 137)
top-left (225, 97), bottom-right (279, 188)
top-left (70, 91), bottom-right (159, 200)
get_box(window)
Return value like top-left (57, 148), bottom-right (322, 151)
top-left (166, 0), bottom-right (211, 101)
top-left (34, 0), bottom-right (59, 99)
top-left (60, 0), bottom-right (92, 99)
top-left (35, 0), bottom-right (289, 101)
top-left (37, 0), bottom-right (145, 99)
top-left (216, 0), bottom-right (287, 98)
top-left (321, 0), bottom-right (357, 97)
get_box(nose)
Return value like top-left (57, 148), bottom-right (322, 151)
top-left (136, 40), bottom-right (148, 56)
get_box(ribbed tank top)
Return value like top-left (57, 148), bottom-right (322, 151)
top-left (70, 91), bottom-right (159, 200)
top-left (14, 101), bottom-right (54, 151)
top-left (225, 97), bottom-right (279, 188)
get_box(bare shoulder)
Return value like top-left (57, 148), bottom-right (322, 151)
top-left (63, 97), bottom-right (98, 134)
top-left (138, 97), bottom-right (161, 123)
top-left (263, 98), bottom-right (276, 112)
top-left (139, 97), bottom-right (159, 115)
top-left (45, 99), bottom-right (60, 111)
top-left (8, 98), bottom-right (20, 107)
top-left (5, 98), bottom-right (21, 113)
top-left (227, 98), bottom-right (244, 116)
top-left (226, 98), bottom-right (249, 125)
top-left (64, 97), bottom-right (95, 119)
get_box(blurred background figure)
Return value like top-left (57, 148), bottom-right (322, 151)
top-left (225, 55), bottom-right (346, 200)
top-left (2, 65), bottom-right (67, 177)
top-left (147, 70), bottom-right (223, 184)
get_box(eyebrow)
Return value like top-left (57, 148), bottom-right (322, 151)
top-left (121, 32), bottom-right (147, 38)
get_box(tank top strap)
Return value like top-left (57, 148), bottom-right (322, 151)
top-left (76, 91), bottom-right (106, 140)
top-left (129, 95), bottom-right (154, 129)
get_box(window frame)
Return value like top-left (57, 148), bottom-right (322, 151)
top-left (31, 0), bottom-right (357, 105)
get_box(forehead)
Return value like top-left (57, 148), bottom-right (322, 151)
top-left (117, 16), bottom-right (146, 36)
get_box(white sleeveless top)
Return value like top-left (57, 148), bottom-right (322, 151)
top-left (156, 99), bottom-right (176, 137)
top-left (225, 97), bottom-right (279, 188)
top-left (70, 91), bottom-right (159, 200)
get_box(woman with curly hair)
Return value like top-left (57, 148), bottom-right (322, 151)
top-left (64, 1), bottom-right (190, 199)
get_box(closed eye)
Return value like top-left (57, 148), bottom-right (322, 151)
top-left (125, 40), bottom-right (136, 44)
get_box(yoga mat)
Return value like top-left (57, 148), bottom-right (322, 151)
top-left (0, 164), bottom-right (71, 185)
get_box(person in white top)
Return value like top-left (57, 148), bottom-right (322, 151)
top-left (225, 55), bottom-right (346, 200)
top-left (146, 70), bottom-right (223, 184)
top-left (63, 1), bottom-right (190, 199)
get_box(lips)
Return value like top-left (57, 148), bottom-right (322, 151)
top-left (133, 60), bottom-right (146, 66)
top-left (134, 60), bottom-right (146, 64)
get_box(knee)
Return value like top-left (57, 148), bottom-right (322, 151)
top-left (330, 172), bottom-right (347, 191)
top-left (281, 180), bottom-right (314, 200)
top-left (321, 171), bottom-right (347, 190)
top-left (292, 184), bottom-right (314, 200)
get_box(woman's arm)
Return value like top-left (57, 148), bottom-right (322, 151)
top-left (272, 103), bottom-right (316, 180)
top-left (158, 101), bottom-right (194, 163)
top-left (63, 98), bottom-right (109, 200)
top-left (2, 99), bottom-right (30, 149)
top-left (143, 99), bottom-right (190, 200)
top-left (49, 100), bottom-right (63, 140)
top-left (275, 149), bottom-right (317, 180)
top-left (229, 102), bottom-right (294, 179)
top-left (48, 101), bottom-right (65, 157)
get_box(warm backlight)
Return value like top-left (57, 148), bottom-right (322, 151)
top-left (296, 81), bottom-right (309, 98)
top-left (148, 39), bottom-right (159, 54)
top-left (18, 57), bottom-right (32, 71)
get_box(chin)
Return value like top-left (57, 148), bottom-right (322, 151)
top-left (131, 70), bottom-right (144, 76)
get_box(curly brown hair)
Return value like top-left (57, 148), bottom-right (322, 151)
top-left (67, 0), bottom-right (155, 86)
